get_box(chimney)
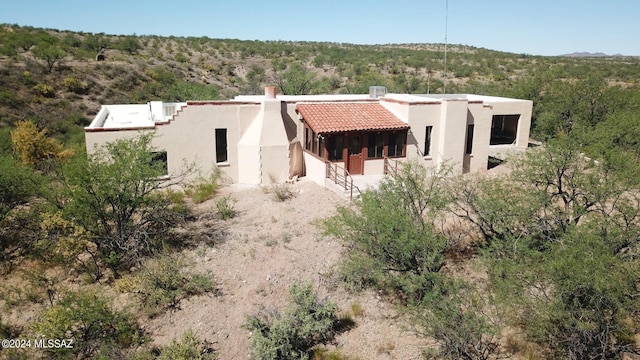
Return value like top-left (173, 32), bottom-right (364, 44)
top-left (265, 86), bottom-right (277, 99)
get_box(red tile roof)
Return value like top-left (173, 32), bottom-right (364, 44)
top-left (296, 102), bottom-right (409, 134)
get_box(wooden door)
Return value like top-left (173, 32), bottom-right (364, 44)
top-left (347, 133), bottom-right (363, 175)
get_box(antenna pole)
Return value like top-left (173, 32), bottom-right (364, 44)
top-left (444, 0), bottom-right (448, 94)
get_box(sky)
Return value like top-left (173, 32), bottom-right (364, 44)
top-left (2, 0), bottom-right (638, 56)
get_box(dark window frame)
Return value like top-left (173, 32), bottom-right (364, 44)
top-left (465, 124), bottom-right (474, 155)
top-left (367, 132), bottom-right (384, 159)
top-left (150, 151), bottom-right (168, 176)
top-left (387, 131), bottom-right (406, 158)
top-left (424, 126), bottom-right (433, 156)
top-left (215, 128), bottom-right (228, 163)
top-left (326, 134), bottom-right (344, 161)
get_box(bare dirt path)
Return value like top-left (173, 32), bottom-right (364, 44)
top-left (145, 179), bottom-right (425, 359)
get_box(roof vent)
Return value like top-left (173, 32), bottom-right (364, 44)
top-left (369, 86), bottom-right (387, 98)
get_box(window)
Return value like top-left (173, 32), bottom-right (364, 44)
top-left (150, 151), bottom-right (168, 176)
top-left (311, 130), bottom-right (317, 154)
top-left (465, 124), bottom-right (474, 154)
top-left (305, 126), bottom-right (320, 155)
top-left (305, 127), bottom-right (311, 151)
top-left (367, 133), bottom-right (384, 158)
top-left (327, 135), bottom-right (343, 161)
top-left (490, 114), bottom-right (519, 145)
top-left (349, 135), bottom-right (361, 156)
top-left (424, 126), bottom-right (433, 156)
top-left (317, 135), bottom-right (324, 158)
top-left (163, 104), bottom-right (176, 117)
top-left (387, 132), bottom-right (406, 157)
top-left (215, 128), bottom-right (228, 163)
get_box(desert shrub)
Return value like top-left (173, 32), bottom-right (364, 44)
top-left (158, 330), bottom-right (217, 360)
top-left (243, 282), bottom-right (337, 360)
top-left (21, 71), bottom-right (35, 86)
top-left (311, 348), bottom-right (353, 360)
top-left (350, 302), bottom-right (364, 317)
top-left (270, 183), bottom-right (295, 202)
top-left (322, 161), bottom-right (503, 357)
top-left (490, 229), bottom-right (640, 359)
top-left (31, 289), bottom-right (143, 359)
top-left (0, 317), bottom-right (12, 338)
top-left (62, 76), bottom-right (89, 94)
top-left (185, 170), bottom-right (222, 204)
top-left (0, 155), bottom-right (43, 272)
top-left (60, 134), bottom-right (192, 276)
top-left (0, 154), bottom-right (39, 219)
top-left (324, 162), bottom-right (450, 301)
top-left (10, 120), bottom-right (73, 170)
top-left (124, 255), bottom-right (217, 318)
top-left (0, 89), bottom-right (21, 108)
top-left (167, 80), bottom-right (221, 101)
top-left (174, 53), bottom-right (190, 63)
top-left (417, 280), bottom-right (500, 360)
top-left (33, 83), bottom-right (55, 97)
top-left (35, 210), bottom-right (100, 278)
top-left (215, 195), bottom-right (236, 220)
top-left (117, 37), bottom-right (141, 55)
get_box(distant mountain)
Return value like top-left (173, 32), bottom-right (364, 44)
top-left (560, 52), bottom-right (625, 57)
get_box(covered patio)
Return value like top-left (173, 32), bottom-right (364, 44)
top-left (296, 102), bottom-right (410, 176)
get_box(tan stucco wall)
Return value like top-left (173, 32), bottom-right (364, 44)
top-left (303, 152), bottom-right (327, 186)
top-left (466, 103), bottom-right (491, 173)
top-left (154, 104), bottom-right (259, 182)
top-left (85, 103), bottom-right (262, 184)
top-left (437, 99), bottom-right (468, 172)
top-left (85, 94), bottom-right (533, 187)
top-left (364, 158), bottom-right (385, 175)
top-left (488, 100), bottom-right (533, 148)
top-left (404, 102), bottom-right (442, 168)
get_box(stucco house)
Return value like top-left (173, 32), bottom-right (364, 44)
top-left (85, 86), bottom-right (532, 196)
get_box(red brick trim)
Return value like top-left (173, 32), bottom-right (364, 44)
top-left (84, 126), bottom-right (157, 132)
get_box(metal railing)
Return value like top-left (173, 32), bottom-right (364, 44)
top-left (326, 162), bottom-right (356, 200)
top-left (383, 156), bottom-right (399, 176)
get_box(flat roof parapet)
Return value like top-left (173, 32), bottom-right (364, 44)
top-left (186, 100), bottom-right (261, 106)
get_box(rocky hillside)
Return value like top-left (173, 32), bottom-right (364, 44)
top-left (1, 24), bottom-right (640, 150)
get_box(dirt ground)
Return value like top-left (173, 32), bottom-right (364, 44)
top-left (145, 179), bottom-right (426, 359)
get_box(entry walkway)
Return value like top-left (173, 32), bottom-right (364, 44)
top-left (324, 173), bottom-right (387, 200)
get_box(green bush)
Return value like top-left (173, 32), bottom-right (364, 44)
top-left (60, 134), bottom-right (193, 276)
top-left (0, 155), bottom-right (40, 219)
top-left (490, 230), bottom-right (640, 359)
top-left (33, 83), bottom-right (55, 97)
top-left (243, 282), bottom-right (337, 360)
top-left (215, 195), bottom-right (236, 220)
top-left (158, 330), bottom-right (217, 360)
top-left (417, 280), bottom-right (500, 360)
top-left (31, 289), bottom-right (143, 359)
top-left (186, 170), bottom-right (222, 204)
top-left (126, 255), bottom-right (217, 318)
top-left (324, 161), bottom-right (450, 302)
top-left (270, 183), bottom-right (295, 202)
top-left (62, 76), bottom-right (89, 94)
